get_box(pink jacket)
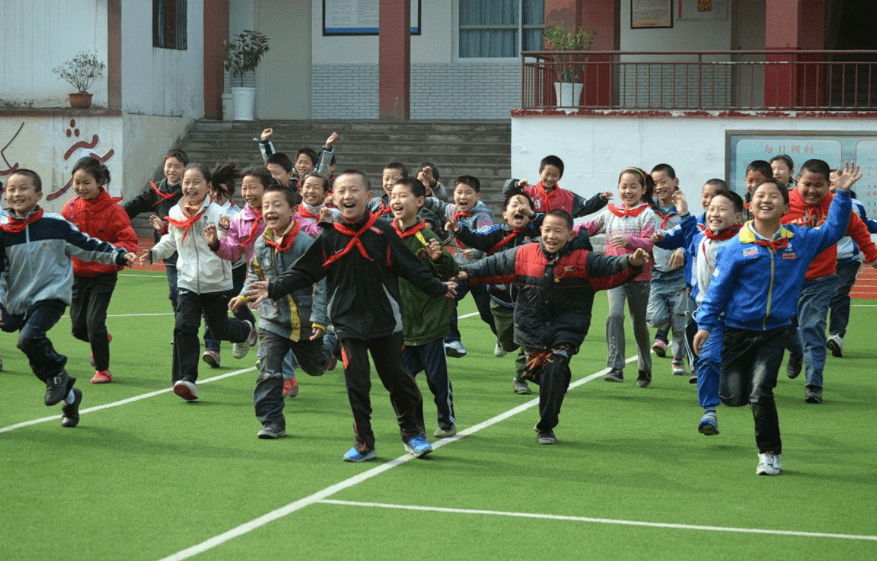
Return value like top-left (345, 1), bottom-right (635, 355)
top-left (214, 203), bottom-right (321, 264)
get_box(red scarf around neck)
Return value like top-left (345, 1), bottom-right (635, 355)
top-left (607, 203), bottom-right (649, 218)
top-left (150, 181), bottom-right (178, 207)
top-left (238, 208), bottom-right (265, 248)
top-left (653, 208), bottom-right (678, 229)
top-left (166, 204), bottom-right (207, 242)
top-left (489, 228), bottom-right (528, 255)
top-left (698, 223), bottom-right (741, 241)
top-left (1, 208), bottom-right (44, 233)
top-left (391, 218), bottom-right (428, 239)
top-left (323, 212), bottom-right (380, 267)
top-left (297, 203), bottom-right (321, 220)
top-left (753, 236), bottom-right (789, 252)
top-left (263, 219), bottom-right (300, 253)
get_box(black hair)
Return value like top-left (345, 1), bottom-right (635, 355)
top-left (9, 169), bottom-right (42, 192)
top-left (266, 153), bottom-right (294, 173)
top-left (746, 160), bottom-right (773, 178)
top-left (295, 147), bottom-right (319, 168)
top-left (504, 190), bottom-right (535, 212)
top-left (710, 190), bottom-right (744, 214)
top-left (650, 163), bottom-right (676, 180)
top-left (183, 163), bottom-right (213, 183)
top-left (618, 167), bottom-right (654, 204)
top-left (753, 178), bottom-right (790, 205)
top-left (241, 166), bottom-right (275, 189)
top-left (392, 176), bottom-right (427, 199)
top-left (418, 162), bottom-right (440, 182)
top-left (539, 155), bottom-right (565, 178)
top-left (337, 169), bottom-right (371, 191)
top-left (798, 159), bottom-right (831, 182)
top-left (264, 183), bottom-right (301, 208)
top-left (210, 162), bottom-right (239, 199)
top-left (704, 178), bottom-right (728, 190)
top-left (72, 156), bottom-right (111, 186)
top-left (454, 175), bottom-right (481, 193)
top-left (384, 162), bottom-right (409, 177)
top-left (163, 148), bottom-right (189, 166)
top-left (770, 154), bottom-right (794, 171)
top-left (300, 172), bottom-right (331, 193)
top-left (545, 208), bottom-right (574, 229)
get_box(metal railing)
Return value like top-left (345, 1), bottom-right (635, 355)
top-left (521, 50), bottom-right (877, 112)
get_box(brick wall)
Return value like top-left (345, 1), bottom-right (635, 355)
top-left (311, 62), bottom-right (520, 120)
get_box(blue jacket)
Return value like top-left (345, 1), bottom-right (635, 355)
top-left (696, 190), bottom-right (851, 333)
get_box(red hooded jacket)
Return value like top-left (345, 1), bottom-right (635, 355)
top-left (63, 188), bottom-right (139, 277)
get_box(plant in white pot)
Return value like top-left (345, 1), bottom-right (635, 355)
top-left (52, 51), bottom-right (106, 109)
top-left (543, 26), bottom-right (596, 113)
top-left (224, 30), bottom-right (270, 120)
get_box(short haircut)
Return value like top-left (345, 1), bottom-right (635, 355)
top-left (650, 163), bottom-right (676, 180)
top-left (545, 208), bottom-right (573, 229)
top-left (210, 162), bottom-right (239, 199)
top-left (753, 178), bottom-right (789, 205)
top-left (746, 160), bottom-right (773, 178)
top-left (263, 183), bottom-right (301, 207)
top-left (539, 155), bottom-right (565, 177)
top-left (504, 191), bottom-right (535, 212)
top-left (337, 169), bottom-right (371, 191)
top-left (72, 156), bottom-right (111, 186)
top-left (164, 148), bottom-right (189, 166)
top-left (704, 178), bottom-right (728, 190)
top-left (770, 154), bottom-right (794, 170)
top-left (241, 166), bottom-right (274, 188)
top-left (384, 162), bottom-right (409, 177)
top-left (798, 159), bottom-right (831, 182)
top-left (296, 147), bottom-right (319, 167)
top-left (710, 190), bottom-right (744, 213)
top-left (392, 176), bottom-right (426, 198)
top-left (9, 169), bottom-right (42, 192)
top-left (266, 153), bottom-right (294, 173)
top-left (454, 175), bottom-right (481, 193)
top-left (300, 172), bottom-right (330, 193)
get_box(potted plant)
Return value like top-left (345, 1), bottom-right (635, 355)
top-left (52, 51), bottom-right (106, 109)
top-left (543, 25), bottom-right (596, 112)
top-left (224, 30), bottom-right (270, 120)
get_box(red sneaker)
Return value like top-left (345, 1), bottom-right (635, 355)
top-left (282, 377), bottom-right (299, 398)
top-left (91, 370), bottom-right (113, 384)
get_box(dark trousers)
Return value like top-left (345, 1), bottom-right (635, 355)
top-left (70, 272), bottom-right (117, 371)
top-left (447, 280), bottom-right (496, 342)
top-left (254, 329), bottom-right (336, 428)
top-left (341, 332), bottom-right (425, 451)
top-left (491, 301), bottom-right (527, 380)
top-left (829, 260), bottom-right (859, 337)
top-left (173, 289), bottom-right (250, 384)
top-left (165, 264), bottom-right (178, 310)
top-left (534, 348), bottom-right (573, 432)
top-left (403, 338), bottom-right (455, 430)
top-left (10, 300), bottom-right (68, 384)
top-left (720, 326), bottom-right (787, 455)
top-left (204, 264), bottom-right (253, 352)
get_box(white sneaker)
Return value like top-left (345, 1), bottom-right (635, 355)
top-left (173, 380), bottom-right (198, 401)
top-left (756, 453), bottom-right (782, 475)
top-left (827, 334), bottom-right (844, 358)
top-left (444, 340), bottom-right (467, 358)
top-left (233, 320), bottom-right (258, 359)
top-left (494, 341), bottom-right (508, 357)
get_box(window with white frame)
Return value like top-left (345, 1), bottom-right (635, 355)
top-left (458, 0), bottom-right (545, 58)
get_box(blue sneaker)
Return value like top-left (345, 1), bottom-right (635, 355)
top-left (343, 446), bottom-right (376, 462)
top-left (698, 412), bottom-right (719, 436)
top-left (404, 434), bottom-right (433, 458)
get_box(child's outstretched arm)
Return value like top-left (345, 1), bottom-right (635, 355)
top-left (314, 132), bottom-right (338, 177)
top-left (459, 245), bottom-right (519, 284)
top-left (259, 127), bottom-right (276, 162)
top-left (572, 191), bottom-right (610, 218)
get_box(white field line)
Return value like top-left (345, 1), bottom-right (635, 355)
top-left (317, 499), bottom-right (877, 542)
top-left (156, 364), bottom-right (624, 561)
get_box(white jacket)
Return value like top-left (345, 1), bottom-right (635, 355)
top-left (151, 199), bottom-right (232, 294)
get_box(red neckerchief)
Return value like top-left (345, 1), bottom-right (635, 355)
top-left (607, 203), bottom-right (649, 218)
top-left (166, 203), bottom-right (207, 242)
top-left (753, 236), bottom-right (789, 251)
top-left (323, 212), bottom-right (380, 267)
top-left (489, 228), bottom-right (528, 255)
top-left (150, 181), bottom-right (178, 207)
top-left (379, 199), bottom-right (393, 216)
top-left (535, 182), bottom-right (560, 211)
top-left (1, 208), bottom-right (44, 233)
top-left (653, 208), bottom-right (678, 229)
top-left (263, 219), bottom-right (300, 253)
top-left (297, 203), bottom-right (320, 220)
top-left (698, 223), bottom-right (741, 241)
top-left (238, 208), bottom-right (264, 248)
top-left (452, 210), bottom-right (476, 250)
top-left (391, 218), bottom-right (428, 239)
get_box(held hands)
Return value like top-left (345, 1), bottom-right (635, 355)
top-left (445, 215), bottom-right (460, 233)
top-left (667, 249), bottom-right (685, 270)
top-left (137, 250), bottom-right (153, 266)
top-left (261, 128), bottom-right (273, 142)
top-left (692, 329), bottom-right (710, 355)
top-left (148, 215), bottom-right (165, 231)
top-left (672, 190), bottom-right (689, 215)
top-left (608, 235), bottom-right (629, 248)
top-left (426, 239), bottom-right (443, 261)
top-left (651, 231), bottom-right (665, 243)
top-left (310, 326), bottom-right (325, 341)
top-left (834, 161), bottom-right (862, 191)
top-left (122, 252), bottom-right (138, 267)
top-left (454, 271), bottom-right (469, 282)
top-left (628, 248), bottom-right (649, 267)
top-left (443, 281), bottom-right (458, 299)
top-left (228, 295), bottom-right (247, 312)
top-left (324, 132), bottom-right (339, 149)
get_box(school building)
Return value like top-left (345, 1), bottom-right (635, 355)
top-left (1, 0), bottom-right (875, 215)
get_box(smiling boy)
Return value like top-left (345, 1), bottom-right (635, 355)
top-left (503, 155), bottom-right (611, 216)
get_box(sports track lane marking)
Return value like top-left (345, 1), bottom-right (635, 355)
top-left (317, 499), bottom-right (877, 542)
top-left (157, 360), bottom-right (636, 561)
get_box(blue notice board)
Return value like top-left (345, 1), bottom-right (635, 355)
top-left (323, 0), bottom-right (420, 35)
top-left (727, 130), bottom-right (877, 217)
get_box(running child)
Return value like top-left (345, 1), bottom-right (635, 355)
top-left (259, 128), bottom-right (337, 189)
top-left (0, 169), bottom-right (136, 428)
top-left (578, 168), bottom-right (656, 387)
top-left (246, 170), bottom-right (457, 462)
top-left (390, 177), bottom-right (459, 438)
top-left (296, 172), bottom-right (339, 225)
top-left (503, 154), bottom-right (611, 216)
top-left (62, 157), bottom-right (139, 384)
top-left (143, 164), bottom-right (257, 401)
top-left (693, 166), bottom-right (858, 475)
top-left (230, 184), bottom-right (335, 439)
top-left (460, 209), bottom-right (647, 444)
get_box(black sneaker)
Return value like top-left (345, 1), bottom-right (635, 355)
top-left (537, 430), bottom-right (557, 445)
top-left (636, 370), bottom-right (652, 388)
top-left (604, 369), bottom-right (624, 382)
top-left (805, 387), bottom-right (823, 404)
top-left (61, 388), bottom-right (83, 428)
top-left (786, 355), bottom-right (803, 379)
top-left (45, 371), bottom-right (74, 406)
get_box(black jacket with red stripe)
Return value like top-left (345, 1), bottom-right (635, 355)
top-left (463, 241), bottom-right (640, 350)
top-left (267, 212), bottom-right (449, 340)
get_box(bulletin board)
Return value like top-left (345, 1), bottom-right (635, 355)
top-left (323, 0), bottom-right (420, 35)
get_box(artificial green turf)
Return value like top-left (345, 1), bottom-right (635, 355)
top-left (1, 270), bottom-right (875, 560)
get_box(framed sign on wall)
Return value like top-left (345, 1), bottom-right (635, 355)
top-left (323, 0), bottom-right (421, 35)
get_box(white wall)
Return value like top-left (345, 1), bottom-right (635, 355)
top-left (620, 2), bottom-right (732, 52)
top-left (0, 0), bottom-right (108, 108)
top-left (257, 0), bottom-right (312, 119)
top-left (511, 114), bottom-right (877, 215)
top-left (121, 114), bottom-right (194, 201)
top-left (121, 0), bottom-right (204, 118)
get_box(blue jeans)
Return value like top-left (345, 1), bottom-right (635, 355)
top-left (696, 321), bottom-right (723, 409)
top-left (829, 261), bottom-right (859, 337)
top-left (796, 275), bottom-right (837, 390)
top-left (721, 326), bottom-right (788, 455)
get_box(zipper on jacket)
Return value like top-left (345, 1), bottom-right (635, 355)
top-left (762, 247), bottom-right (775, 331)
